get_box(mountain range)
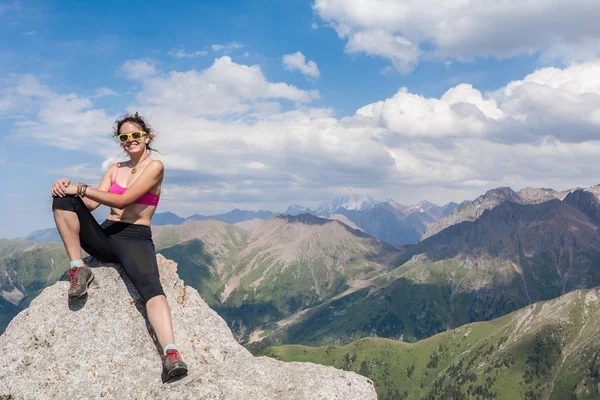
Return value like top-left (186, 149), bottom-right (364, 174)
top-left (285, 194), bottom-right (459, 245)
top-left (259, 189), bottom-right (600, 347)
top-left (421, 185), bottom-right (600, 240)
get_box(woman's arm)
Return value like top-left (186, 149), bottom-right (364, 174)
top-left (68, 161), bottom-right (164, 209)
top-left (80, 164), bottom-right (118, 211)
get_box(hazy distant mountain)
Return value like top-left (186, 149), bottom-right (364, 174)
top-left (153, 209), bottom-right (273, 226)
top-left (336, 200), bottom-right (459, 245)
top-left (283, 204), bottom-right (310, 216)
top-left (336, 203), bottom-right (422, 244)
top-left (19, 228), bottom-right (61, 243)
top-left (284, 196), bottom-right (453, 245)
top-left (189, 209), bottom-right (273, 225)
top-left (313, 194), bottom-right (379, 216)
top-left (284, 195), bottom-right (380, 217)
top-left (152, 211), bottom-right (186, 226)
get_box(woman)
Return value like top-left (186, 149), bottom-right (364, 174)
top-left (50, 112), bottom-right (187, 380)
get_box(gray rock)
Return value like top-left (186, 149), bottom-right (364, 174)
top-left (0, 254), bottom-right (376, 399)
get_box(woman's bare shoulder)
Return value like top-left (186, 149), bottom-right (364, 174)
top-left (103, 162), bottom-right (122, 177)
top-left (148, 160), bottom-right (164, 171)
top-left (107, 162), bottom-right (121, 172)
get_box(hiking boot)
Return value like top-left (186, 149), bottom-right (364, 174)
top-left (67, 265), bottom-right (94, 298)
top-left (162, 349), bottom-right (188, 380)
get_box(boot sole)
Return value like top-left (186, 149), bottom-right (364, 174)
top-left (68, 272), bottom-right (95, 299)
top-left (166, 366), bottom-right (188, 380)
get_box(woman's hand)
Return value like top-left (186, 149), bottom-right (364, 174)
top-left (50, 178), bottom-right (70, 197)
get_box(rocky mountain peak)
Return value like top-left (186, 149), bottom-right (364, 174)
top-left (0, 255), bottom-right (376, 399)
top-left (274, 212), bottom-right (333, 227)
top-left (563, 189), bottom-right (600, 225)
top-left (421, 185), bottom-right (583, 241)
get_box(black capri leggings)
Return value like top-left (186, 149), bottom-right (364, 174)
top-left (52, 195), bottom-right (165, 302)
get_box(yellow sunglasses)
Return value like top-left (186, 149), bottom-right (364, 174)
top-left (117, 131), bottom-right (147, 143)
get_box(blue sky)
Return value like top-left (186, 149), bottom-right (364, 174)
top-left (2, 0), bottom-right (600, 238)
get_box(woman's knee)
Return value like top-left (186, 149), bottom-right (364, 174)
top-left (135, 274), bottom-right (165, 303)
top-left (52, 195), bottom-right (81, 212)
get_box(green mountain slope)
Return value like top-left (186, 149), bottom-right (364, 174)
top-left (0, 241), bottom-right (68, 333)
top-left (0, 239), bottom-right (36, 258)
top-left (267, 286), bottom-right (600, 400)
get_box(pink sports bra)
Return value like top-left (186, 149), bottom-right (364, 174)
top-left (108, 163), bottom-right (160, 207)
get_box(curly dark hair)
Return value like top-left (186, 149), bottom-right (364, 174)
top-left (113, 112), bottom-right (159, 153)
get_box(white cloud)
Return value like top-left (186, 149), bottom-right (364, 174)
top-left (6, 61), bottom-right (600, 213)
top-left (355, 83), bottom-right (502, 138)
top-left (0, 74), bottom-right (53, 114)
top-left (169, 49), bottom-right (208, 58)
top-left (0, 75), bottom-right (114, 153)
top-left (132, 56), bottom-right (319, 116)
top-left (24, 30), bottom-right (35, 36)
top-left (120, 59), bottom-right (158, 81)
top-left (345, 30), bottom-right (420, 74)
top-left (313, 0), bottom-right (600, 72)
top-left (211, 42), bottom-right (243, 53)
top-left (311, 22), bottom-right (319, 30)
top-left (283, 51), bottom-right (321, 78)
top-left (93, 87), bottom-right (118, 98)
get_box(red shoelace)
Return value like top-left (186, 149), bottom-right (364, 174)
top-left (165, 349), bottom-right (180, 362)
top-left (68, 267), bottom-right (81, 289)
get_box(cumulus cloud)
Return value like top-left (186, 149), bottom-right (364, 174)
top-left (169, 49), bottom-right (208, 58)
top-left (345, 30), bottom-right (420, 74)
top-left (5, 60), bottom-right (600, 213)
top-left (313, 0), bottom-right (600, 72)
top-left (355, 83), bottom-right (502, 139)
top-left (283, 51), bottom-right (321, 78)
top-left (133, 56), bottom-right (319, 116)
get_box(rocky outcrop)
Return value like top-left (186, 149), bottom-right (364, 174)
top-left (0, 255), bottom-right (376, 399)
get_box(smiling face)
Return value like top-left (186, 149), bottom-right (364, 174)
top-left (119, 121), bottom-right (147, 155)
